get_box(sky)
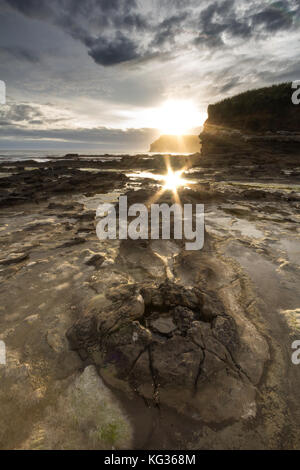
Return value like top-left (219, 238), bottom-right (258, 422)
top-left (0, 0), bottom-right (300, 151)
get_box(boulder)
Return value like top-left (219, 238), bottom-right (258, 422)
top-left (67, 280), bottom-right (259, 422)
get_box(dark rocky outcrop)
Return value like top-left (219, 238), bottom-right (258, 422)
top-left (67, 279), bottom-right (261, 422)
top-left (199, 84), bottom-right (300, 178)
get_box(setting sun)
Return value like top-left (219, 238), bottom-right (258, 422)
top-left (154, 100), bottom-right (207, 135)
top-left (128, 99), bottom-right (207, 136)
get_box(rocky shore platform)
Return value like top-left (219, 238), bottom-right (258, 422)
top-left (0, 135), bottom-right (299, 449)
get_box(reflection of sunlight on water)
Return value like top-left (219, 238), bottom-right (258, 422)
top-left (127, 171), bottom-right (162, 181)
top-left (163, 169), bottom-right (186, 190)
top-left (126, 170), bottom-right (195, 191)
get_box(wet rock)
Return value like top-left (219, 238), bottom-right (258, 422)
top-left (173, 306), bottom-right (194, 333)
top-left (213, 315), bottom-right (239, 354)
top-left (141, 281), bottom-right (202, 312)
top-left (0, 252), bottom-right (29, 265)
top-left (150, 316), bottom-right (177, 335)
top-left (24, 314), bottom-right (39, 324)
top-left (46, 329), bottom-right (67, 354)
top-left (192, 370), bottom-right (257, 424)
top-left (67, 315), bottom-right (99, 358)
top-left (67, 285), bottom-right (145, 350)
top-left (58, 237), bottom-right (86, 248)
top-left (152, 335), bottom-right (202, 389)
top-left (84, 252), bottom-right (104, 268)
top-left (47, 202), bottom-right (83, 211)
top-left (75, 211), bottom-right (95, 221)
top-left (65, 153), bottom-right (79, 158)
top-left (67, 280), bottom-right (253, 422)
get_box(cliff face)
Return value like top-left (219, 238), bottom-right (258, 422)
top-left (200, 123), bottom-right (300, 158)
top-left (199, 83), bottom-right (300, 177)
top-left (150, 134), bottom-right (200, 153)
top-left (200, 84), bottom-right (300, 167)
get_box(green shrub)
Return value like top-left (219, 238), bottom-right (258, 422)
top-left (207, 83), bottom-right (299, 132)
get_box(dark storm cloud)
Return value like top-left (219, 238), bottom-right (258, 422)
top-left (151, 12), bottom-right (189, 47)
top-left (252, 1), bottom-right (295, 32)
top-left (113, 11), bottom-right (148, 30)
top-left (5, 0), bottom-right (148, 65)
top-left (85, 32), bottom-right (139, 66)
top-left (195, 1), bottom-right (228, 48)
top-left (5, 0), bottom-right (300, 65)
top-left (194, 0), bottom-right (297, 48)
top-left (195, 0), bottom-right (250, 48)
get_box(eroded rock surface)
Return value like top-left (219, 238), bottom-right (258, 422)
top-left (0, 148), bottom-right (299, 449)
top-left (67, 279), bottom-right (263, 423)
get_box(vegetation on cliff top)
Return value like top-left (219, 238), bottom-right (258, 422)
top-left (206, 83), bottom-right (299, 132)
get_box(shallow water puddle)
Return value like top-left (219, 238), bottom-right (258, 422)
top-left (76, 191), bottom-right (122, 211)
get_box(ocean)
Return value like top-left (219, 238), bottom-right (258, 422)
top-left (0, 149), bottom-right (139, 163)
top-left (0, 149), bottom-right (194, 163)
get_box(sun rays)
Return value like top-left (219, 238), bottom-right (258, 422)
top-left (144, 155), bottom-right (194, 206)
top-left (163, 168), bottom-right (187, 191)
